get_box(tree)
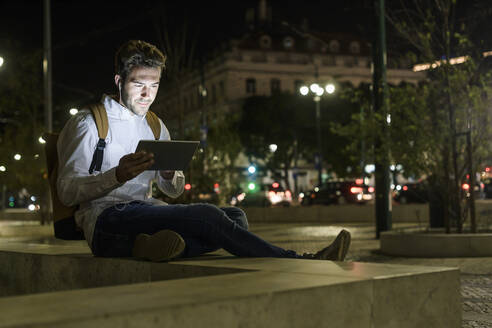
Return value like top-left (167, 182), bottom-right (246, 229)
top-left (238, 92), bottom-right (360, 192)
top-left (238, 93), bottom-right (309, 191)
top-left (0, 43), bottom-right (48, 212)
top-left (387, 0), bottom-right (492, 232)
top-left (151, 2), bottom-right (198, 139)
top-left (335, 0), bottom-right (492, 232)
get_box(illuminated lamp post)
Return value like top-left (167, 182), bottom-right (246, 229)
top-left (299, 83), bottom-right (335, 186)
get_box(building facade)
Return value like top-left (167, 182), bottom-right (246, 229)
top-left (153, 1), bottom-right (425, 196)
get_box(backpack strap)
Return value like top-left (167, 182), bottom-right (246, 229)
top-left (146, 110), bottom-right (161, 140)
top-left (88, 103), bottom-right (109, 174)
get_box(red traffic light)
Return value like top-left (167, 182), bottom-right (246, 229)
top-left (184, 183), bottom-right (192, 191)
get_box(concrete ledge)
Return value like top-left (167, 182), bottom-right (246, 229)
top-left (243, 204), bottom-right (429, 223)
top-left (0, 243), bottom-right (461, 327)
top-left (242, 201), bottom-right (492, 227)
top-left (380, 230), bottom-right (492, 257)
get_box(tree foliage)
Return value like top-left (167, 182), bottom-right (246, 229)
top-left (0, 43), bottom-right (48, 208)
top-left (335, 0), bottom-right (492, 231)
top-left (238, 91), bottom-right (360, 189)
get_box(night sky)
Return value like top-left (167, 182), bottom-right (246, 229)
top-left (0, 1), bottom-right (372, 104)
top-left (1, 0), bottom-right (487, 115)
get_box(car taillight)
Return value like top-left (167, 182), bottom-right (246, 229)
top-left (350, 187), bottom-right (363, 194)
top-left (368, 187), bottom-right (375, 193)
top-left (403, 185), bottom-right (408, 191)
top-left (355, 178), bottom-right (363, 185)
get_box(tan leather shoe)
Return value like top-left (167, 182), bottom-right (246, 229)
top-left (303, 229), bottom-right (351, 261)
top-left (132, 229), bottom-right (185, 262)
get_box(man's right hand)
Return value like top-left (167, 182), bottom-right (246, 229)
top-left (115, 151), bottom-right (154, 183)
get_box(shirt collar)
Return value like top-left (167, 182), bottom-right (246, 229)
top-left (102, 94), bottom-right (147, 122)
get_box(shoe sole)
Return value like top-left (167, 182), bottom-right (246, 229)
top-left (132, 229), bottom-right (185, 262)
top-left (336, 230), bottom-right (351, 261)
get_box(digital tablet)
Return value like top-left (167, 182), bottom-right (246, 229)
top-left (135, 140), bottom-right (200, 171)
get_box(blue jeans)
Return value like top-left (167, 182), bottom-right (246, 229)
top-left (92, 201), bottom-right (299, 259)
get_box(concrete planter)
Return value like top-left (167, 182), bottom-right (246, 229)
top-left (380, 229), bottom-right (492, 257)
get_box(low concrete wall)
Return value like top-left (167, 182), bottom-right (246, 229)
top-left (243, 201), bottom-right (492, 227)
top-left (380, 230), bottom-right (492, 257)
top-left (0, 209), bottom-right (43, 221)
top-left (242, 204), bottom-right (429, 223)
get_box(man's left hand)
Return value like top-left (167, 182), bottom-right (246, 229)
top-left (160, 170), bottom-right (175, 180)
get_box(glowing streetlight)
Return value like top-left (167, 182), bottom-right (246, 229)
top-left (269, 144), bottom-right (278, 152)
top-left (38, 136), bottom-right (46, 144)
top-left (299, 82), bottom-right (337, 185)
top-left (325, 83), bottom-right (335, 94)
top-left (248, 165), bottom-right (256, 174)
top-left (0, 166), bottom-right (6, 172)
top-left (14, 154), bottom-right (21, 161)
top-left (300, 86), bottom-right (309, 96)
top-left (69, 108), bottom-right (78, 115)
top-left (0, 56), bottom-right (4, 67)
top-left (309, 83), bottom-right (320, 93)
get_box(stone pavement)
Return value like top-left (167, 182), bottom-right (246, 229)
top-left (1, 219), bottom-right (491, 327)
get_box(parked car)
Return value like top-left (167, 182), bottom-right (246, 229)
top-left (237, 182), bottom-right (292, 207)
top-left (300, 180), bottom-right (373, 205)
top-left (393, 181), bottom-right (429, 204)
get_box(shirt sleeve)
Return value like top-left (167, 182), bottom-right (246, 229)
top-left (154, 118), bottom-right (185, 198)
top-left (56, 112), bottom-right (123, 207)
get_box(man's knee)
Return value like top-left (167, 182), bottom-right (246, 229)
top-left (222, 206), bottom-right (249, 230)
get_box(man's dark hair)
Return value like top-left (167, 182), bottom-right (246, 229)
top-left (114, 40), bottom-right (166, 82)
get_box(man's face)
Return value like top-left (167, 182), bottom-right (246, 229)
top-left (115, 66), bottom-right (161, 116)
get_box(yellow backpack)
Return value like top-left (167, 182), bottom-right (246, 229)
top-left (43, 103), bottom-right (161, 240)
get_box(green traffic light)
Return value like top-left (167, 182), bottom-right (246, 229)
top-left (248, 182), bottom-right (256, 191)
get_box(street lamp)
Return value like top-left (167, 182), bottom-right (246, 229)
top-left (299, 83), bottom-right (336, 185)
top-left (0, 56), bottom-right (4, 68)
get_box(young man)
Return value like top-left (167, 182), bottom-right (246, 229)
top-left (57, 40), bottom-right (351, 262)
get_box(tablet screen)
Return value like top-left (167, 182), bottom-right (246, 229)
top-left (135, 140), bottom-right (199, 171)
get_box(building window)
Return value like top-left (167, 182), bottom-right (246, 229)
top-left (306, 38), bottom-right (315, 50)
top-left (294, 80), bottom-right (304, 94)
top-left (259, 35), bottom-right (272, 49)
top-left (349, 41), bottom-right (360, 54)
top-left (270, 78), bottom-right (281, 94)
top-left (219, 80), bottom-right (225, 97)
top-left (329, 40), bottom-right (340, 53)
top-left (212, 84), bottom-right (217, 103)
top-left (283, 36), bottom-right (295, 49)
top-left (246, 78), bottom-right (256, 94)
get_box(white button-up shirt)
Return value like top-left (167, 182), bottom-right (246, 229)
top-left (57, 95), bottom-right (185, 248)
